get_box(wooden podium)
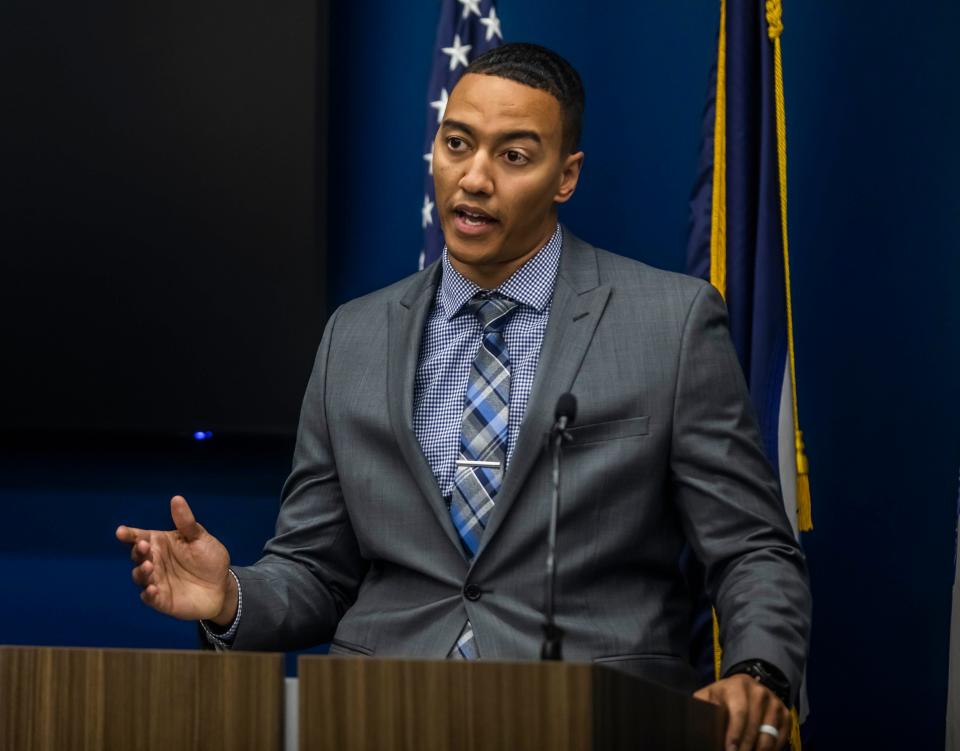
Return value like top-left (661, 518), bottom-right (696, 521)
top-left (0, 646), bottom-right (284, 751)
top-left (1, 648), bottom-right (724, 750)
top-left (299, 656), bottom-right (725, 750)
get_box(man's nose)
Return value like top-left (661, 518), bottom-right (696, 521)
top-left (458, 151), bottom-right (494, 195)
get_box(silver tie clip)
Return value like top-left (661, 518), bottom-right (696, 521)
top-left (456, 459), bottom-right (502, 469)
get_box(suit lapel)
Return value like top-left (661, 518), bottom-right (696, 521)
top-left (386, 262), bottom-right (467, 554)
top-left (474, 230), bottom-right (611, 560)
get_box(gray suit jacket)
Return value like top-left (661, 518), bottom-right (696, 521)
top-left (231, 230), bottom-right (811, 702)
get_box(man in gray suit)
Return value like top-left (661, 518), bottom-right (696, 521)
top-left (118, 44), bottom-right (809, 751)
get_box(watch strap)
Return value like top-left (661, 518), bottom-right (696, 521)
top-left (724, 659), bottom-right (792, 707)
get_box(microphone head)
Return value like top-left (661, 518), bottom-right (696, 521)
top-left (554, 392), bottom-right (577, 424)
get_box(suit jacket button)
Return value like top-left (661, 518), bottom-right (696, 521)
top-left (464, 584), bottom-right (482, 601)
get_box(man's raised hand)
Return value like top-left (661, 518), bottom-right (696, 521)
top-left (116, 496), bottom-right (237, 625)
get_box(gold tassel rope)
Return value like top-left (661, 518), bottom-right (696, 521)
top-left (709, 1), bottom-right (728, 686)
top-left (766, 0), bottom-right (812, 533)
top-left (710, 10), bottom-right (809, 748)
top-left (709, 0), bottom-right (728, 300)
top-left (712, 609), bottom-right (723, 681)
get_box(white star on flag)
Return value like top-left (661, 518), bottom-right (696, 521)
top-left (442, 34), bottom-right (471, 71)
top-left (430, 88), bottom-right (449, 124)
top-left (458, 0), bottom-right (481, 18)
top-left (421, 194), bottom-right (435, 228)
top-left (421, 1), bottom-right (503, 269)
top-left (479, 7), bottom-right (502, 41)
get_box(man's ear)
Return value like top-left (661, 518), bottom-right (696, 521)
top-left (554, 151), bottom-right (584, 205)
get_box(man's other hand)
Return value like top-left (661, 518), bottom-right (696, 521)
top-left (116, 496), bottom-right (236, 625)
top-left (693, 674), bottom-right (790, 751)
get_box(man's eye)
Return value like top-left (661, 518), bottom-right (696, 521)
top-left (504, 150), bottom-right (528, 164)
top-left (447, 137), bottom-right (466, 150)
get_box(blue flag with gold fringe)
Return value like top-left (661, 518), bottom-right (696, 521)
top-left (687, 0), bottom-right (812, 746)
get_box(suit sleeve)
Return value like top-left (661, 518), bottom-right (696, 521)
top-left (230, 306), bottom-right (368, 651)
top-left (670, 282), bottom-right (811, 702)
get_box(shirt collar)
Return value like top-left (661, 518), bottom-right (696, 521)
top-left (439, 223), bottom-right (563, 320)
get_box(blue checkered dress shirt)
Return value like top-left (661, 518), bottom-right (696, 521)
top-left (413, 224), bottom-right (563, 497)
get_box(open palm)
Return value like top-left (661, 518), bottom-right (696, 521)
top-left (117, 496), bottom-right (232, 622)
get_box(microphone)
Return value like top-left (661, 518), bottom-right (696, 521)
top-left (541, 392), bottom-right (576, 661)
top-left (553, 392), bottom-right (577, 435)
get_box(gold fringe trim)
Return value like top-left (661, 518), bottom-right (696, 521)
top-left (709, 0), bottom-right (727, 300)
top-left (769, 6), bottom-right (807, 747)
top-left (766, 0), bottom-right (812, 532)
top-left (712, 609), bottom-right (722, 681)
top-left (790, 707), bottom-right (802, 751)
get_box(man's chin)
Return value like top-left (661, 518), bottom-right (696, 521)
top-left (444, 231), bottom-right (502, 264)
top-left (445, 245), bottom-right (502, 268)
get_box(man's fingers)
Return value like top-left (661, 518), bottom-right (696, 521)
top-left (116, 525), bottom-right (146, 544)
top-left (131, 560), bottom-right (153, 588)
top-left (755, 697), bottom-right (789, 751)
top-left (170, 496), bottom-right (203, 542)
top-left (775, 704), bottom-right (792, 751)
top-left (693, 685), bottom-right (721, 705)
top-left (755, 714), bottom-right (779, 750)
top-left (140, 583), bottom-right (160, 607)
top-left (130, 539), bottom-right (150, 564)
top-left (737, 681), bottom-right (769, 751)
top-left (698, 677), bottom-right (785, 751)
top-left (723, 684), bottom-right (750, 751)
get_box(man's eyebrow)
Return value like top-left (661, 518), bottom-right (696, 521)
top-left (440, 119), bottom-right (476, 136)
top-left (440, 119), bottom-right (543, 146)
top-left (498, 129), bottom-right (542, 145)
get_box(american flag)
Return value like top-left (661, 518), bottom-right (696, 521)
top-left (420, 0), bottom-right (503, 270)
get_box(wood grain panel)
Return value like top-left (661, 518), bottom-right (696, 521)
top-left (299, 656), bottom-right (723, 750)
top-left (0, 647), bottom-right (283, 751)
top-left (592, 664), bottom-right (726, 749)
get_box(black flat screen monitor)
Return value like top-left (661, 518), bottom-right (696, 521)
top-left (1, 0), bottom-right (327, 436)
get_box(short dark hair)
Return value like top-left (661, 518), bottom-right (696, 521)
top-left (464, 42), bottom-right (585, 154)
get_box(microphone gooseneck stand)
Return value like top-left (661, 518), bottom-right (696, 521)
top-left (541, 393), bottom-right (576, 661)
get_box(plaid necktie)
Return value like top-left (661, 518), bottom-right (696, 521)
top-left (448, 293), bottom-right (518, 660)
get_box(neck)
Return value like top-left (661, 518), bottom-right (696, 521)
top-left (450, 221), bottom-right (556, 289)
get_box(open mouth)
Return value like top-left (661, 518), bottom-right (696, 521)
top-left (455, 205), bottom-right (498, 226)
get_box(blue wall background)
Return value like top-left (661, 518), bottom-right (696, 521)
top-left (2, 2), bottom-right (958, 748)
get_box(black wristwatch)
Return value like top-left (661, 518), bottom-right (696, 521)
top-left (725, 659), bottom-right (792, 707)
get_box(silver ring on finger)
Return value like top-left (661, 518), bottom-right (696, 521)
top-left (758, 724), bottom-right (780, 740)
